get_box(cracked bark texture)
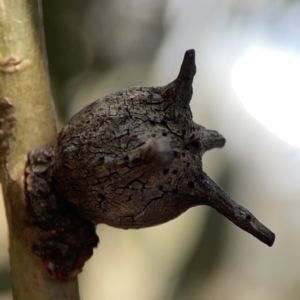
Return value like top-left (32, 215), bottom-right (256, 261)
top-left (50, 50), bottom-right (275, 247)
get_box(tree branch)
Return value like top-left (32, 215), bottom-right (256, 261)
top-left (0, 1), bottom-right (80, 299)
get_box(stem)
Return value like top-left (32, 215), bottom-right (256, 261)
top-left (0, 0), bottom-right (80, 299)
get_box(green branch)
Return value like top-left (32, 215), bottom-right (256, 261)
top-left (0, 1), bottom-right (80, 299)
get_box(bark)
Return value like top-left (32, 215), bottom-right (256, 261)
top-left (0, 1), bottom-right (80, 299)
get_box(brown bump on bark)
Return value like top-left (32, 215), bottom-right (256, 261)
top-left (0, 97), bottom-right (16, 165)
top-left (50, 50), bottom-right (275, 246)
top-left (24, 145), bottom-right (99, 280)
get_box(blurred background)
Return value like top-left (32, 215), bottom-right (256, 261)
top-left (1, 0), bottom-right (300, 299)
